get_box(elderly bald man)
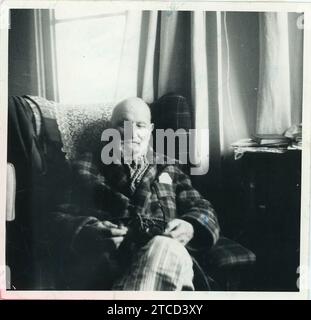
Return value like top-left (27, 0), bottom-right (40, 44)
top-left (109, 97), bottom-right (154, 162)
top-left (48, 97), bottom-right (220, 290)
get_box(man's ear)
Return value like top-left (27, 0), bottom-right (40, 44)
top-left (150, 123), bottom-right (154, 132)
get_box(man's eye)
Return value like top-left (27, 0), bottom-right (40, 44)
top-left (137, 123), bottom-right (147, 128)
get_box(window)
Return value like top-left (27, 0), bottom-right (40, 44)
top-left (51, 8), bottom-right (126, 104)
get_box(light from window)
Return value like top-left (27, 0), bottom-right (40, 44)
top-left (52, 8), bottom-right (126, 104)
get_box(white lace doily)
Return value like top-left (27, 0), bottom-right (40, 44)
top-left (54, 103), bottom-right (114, 161)
top-left (26, 95), bottom-right (57, 119)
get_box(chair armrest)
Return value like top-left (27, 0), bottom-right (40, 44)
top-left (199, 236), bottom-right (256, 290)
top-left (206, 236), bottom-right (256, 270)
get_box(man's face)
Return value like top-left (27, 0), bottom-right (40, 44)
top-left (111, 100), bottom-right (153, 160)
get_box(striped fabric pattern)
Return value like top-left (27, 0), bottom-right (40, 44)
top-left (112, 236), bottom-right (194, 291)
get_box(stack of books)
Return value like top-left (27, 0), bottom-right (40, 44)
top-left (231, 131), bottom-right (302, 159)
top-left (284, 123), bottom-right (302, 150)
top-left (291, 136), bottom-right (302, 149)
top-left (231, 134), bottom-right (291, 159)
top-left (250, 134), bottom-right (291, 147)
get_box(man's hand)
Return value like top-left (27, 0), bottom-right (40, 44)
top-left (74, 220), bottom-right (128, 254)
top-left (163, 218), bottom-right (194, 245)
top-left (96, 220), bottom-right (128, 249)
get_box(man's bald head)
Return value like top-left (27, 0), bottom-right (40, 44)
top-left (110, 97), bottom-right (153, 160)
top-left (110, 97), bottom-right (151, 127)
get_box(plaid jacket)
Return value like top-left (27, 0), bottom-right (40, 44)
top-left (49, 151), bottom-right (220, 253)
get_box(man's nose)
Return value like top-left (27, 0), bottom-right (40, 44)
top-left (131, 123), bottom-right (140, 139)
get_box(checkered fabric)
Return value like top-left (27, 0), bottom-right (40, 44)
top-left (150, 93), bottom-right (193, 163)
top-left (50, 151), bottom-right (220, 251)
top-left (151, 93), bottom-right (193, 130)
top-left (205, 236), bottom-right (256, 269)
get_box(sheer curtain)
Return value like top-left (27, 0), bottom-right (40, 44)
top-left (115, 11), bottom-right (192, 103)
top-left (256, 12), bottom-right (303, 134)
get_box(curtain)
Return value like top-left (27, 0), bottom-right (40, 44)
top-left (8, 9), bottom-right (42, 97)
top-left (9, 9), bottom-right (57, 100)
top-left (219, 12), bottom-right (260, 153)
top-left (115, 11), bottom-right (192, 103)
top-left (114, 11), bottom-right (143, 101)
top-left (256, 13), bottom-right (303, 134)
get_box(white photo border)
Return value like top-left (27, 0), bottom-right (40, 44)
top-left (0, 0), bottom-right (310, 300)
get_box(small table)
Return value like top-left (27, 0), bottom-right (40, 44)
top-left (232, 147), bottom-right (301, 291)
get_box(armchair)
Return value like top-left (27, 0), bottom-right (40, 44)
top-left (6, 94), bottom-right (255, 290)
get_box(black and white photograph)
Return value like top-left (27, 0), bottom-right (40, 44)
top-left (0, 0), bottom-right (310, 299)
